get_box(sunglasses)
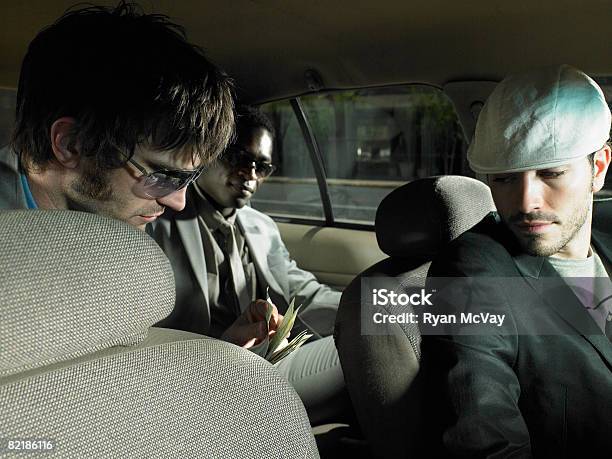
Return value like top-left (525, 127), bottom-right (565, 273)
top-left (126, 156), bottom-right (204, 198)
top-left (221, 146), bottom-right (276, 178)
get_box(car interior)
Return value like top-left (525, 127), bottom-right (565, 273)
top-left (1, 0), bottom-right (611, 457)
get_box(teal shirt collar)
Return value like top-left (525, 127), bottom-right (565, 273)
top-left (20, 173), bottom-right (38, 209)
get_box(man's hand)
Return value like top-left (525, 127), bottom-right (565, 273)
top-left (221, 299), bottom-right (286, 348)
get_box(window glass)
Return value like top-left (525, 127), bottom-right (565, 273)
top-left (260, 82), bottom-right (611, 224)
top-left (301, 86), bottom-right (469, 223)
top-left (254, 101), bottom-right (324, 219)
top-left (0, 88), bottom-right (16, 149)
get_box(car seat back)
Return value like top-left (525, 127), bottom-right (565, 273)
top-left (0, 210), bottom-right (318, 458)
top-left (335, 176), bottom-right (495, 458)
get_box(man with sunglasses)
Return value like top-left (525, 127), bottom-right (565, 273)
top-left (0, 3), bottom-right (234, 230)
top-left (154, 106), bottom-right (346, 423)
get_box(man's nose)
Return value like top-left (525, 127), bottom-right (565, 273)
top-left (516, 174), bottom-right (543, 213)
top-left (237, 163), bottom-right (258, 181)
top-left (157, 187), bottom-right (188, 212)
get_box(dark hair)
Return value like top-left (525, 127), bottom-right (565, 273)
top-left (13, 1), bottom-right (234, 172)
top-left (235, 105), bottom-right (275, 139)
top-left (588, 151), bottom-right (596, 169)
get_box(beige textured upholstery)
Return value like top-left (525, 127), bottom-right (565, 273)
top-left (335, 176), bottom-right (495, 458)
top-left (0, 210), bottom-right (318, 458)
top-left (278, 222), bottom-right (386, 288)
top-left (0, 209), bottom-right (175, 377)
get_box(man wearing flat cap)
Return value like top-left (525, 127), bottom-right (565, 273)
top-left (423, 65), bottom-right (612, 457)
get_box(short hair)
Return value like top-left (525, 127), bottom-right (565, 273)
top-left (588, 141), bottom-right (611, 169)
top-left (13, 1), bottom-right (234, 172)
top-left (235, 105), bottom-right (275, 139)
top-left (587, 151), bottom-right (596, 169)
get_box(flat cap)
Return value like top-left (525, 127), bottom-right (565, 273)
top-left (468, 64), bottom-right (611, 174)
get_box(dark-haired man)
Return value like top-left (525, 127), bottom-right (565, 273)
top-left (154, 106), bottom-right (345, 423)
top-left (0, 2), bottom-right (234, 229)
top-left (424, 65), bottom-right (612, 456)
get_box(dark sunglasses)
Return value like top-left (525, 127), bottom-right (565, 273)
top-left (221, 146), bottom-right (276, 178)
top-left (126, 156), bottom-right (204, 198)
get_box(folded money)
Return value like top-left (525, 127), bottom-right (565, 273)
top-left (249, 289), bottom-right (312, 364)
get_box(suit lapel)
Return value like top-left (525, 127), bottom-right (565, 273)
top-left (590, 229), bottom-right (612, 366)
top-left (513, 250), bottom-right (612, 367)
top-left (592, 230), bottom-right (612, 275)
top-left (175, 192), bottom-right (209, 309)
top-left (236, 211), bottom-right (286, 304)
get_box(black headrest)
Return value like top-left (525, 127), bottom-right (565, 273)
top-left (375, 176), bottom-right (495, 258)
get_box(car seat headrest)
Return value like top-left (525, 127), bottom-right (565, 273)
top-left (0, 210), bottom-right (175, 376)
top-left (375, 176), bottom-right (495, 258)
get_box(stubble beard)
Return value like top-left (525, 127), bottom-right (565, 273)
top-left (68, 166), bottom-right (123, 219)
top-left (71, 165), bottom-right (114, 202)
top-left (69, 166), bottom-right (165, 229)
top-left (510, 181), bottom-right (593, 258)
top-left (517, 206), bottom-right (589, 257)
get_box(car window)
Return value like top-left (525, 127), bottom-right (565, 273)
top-left (254, 101), bottom-right (324, 219)
top-left (258, 85), bottom-right (469, 225)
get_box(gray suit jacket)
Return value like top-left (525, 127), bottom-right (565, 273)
top-left (0, 146), bottom-right (27, 210)
top-left (151, 187), bottom-right (341, 338)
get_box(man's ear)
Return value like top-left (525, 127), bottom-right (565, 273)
top-left (592, 144), bottom-right (611, 193)
top-left (50, 117), bottom-right (79, 169)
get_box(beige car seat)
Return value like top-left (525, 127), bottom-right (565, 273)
top-left (0, 209), bottom-right (318, 458)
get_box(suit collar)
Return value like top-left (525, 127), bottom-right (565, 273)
top-left (511, 228), bottom-right (612, 279)
top-left (592, 229), bottom-right (612, 273)
top-left (487, 212), bottom-right (612, 279)
top-left (174, 188), bottom-right (209, 306)
top-left (0, 146), bottom-right (19, 172)
top-left (508, 227), bottom-right (612, 366)
top-left (513, 253), bottom-right (547, 279)
top-left (512, 252), bottom-right (597, 334)
top-left (192, 183), bottom-right (238, 231)
top-left (174, 199), bottom-right (287, 308)
top-left (236, 209), bottom-right (285, 301)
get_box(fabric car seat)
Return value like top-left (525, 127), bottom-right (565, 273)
top-left (334, 176), bottom-right (495, 458)
top-left (0, 210), bottom-right (318, 458)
